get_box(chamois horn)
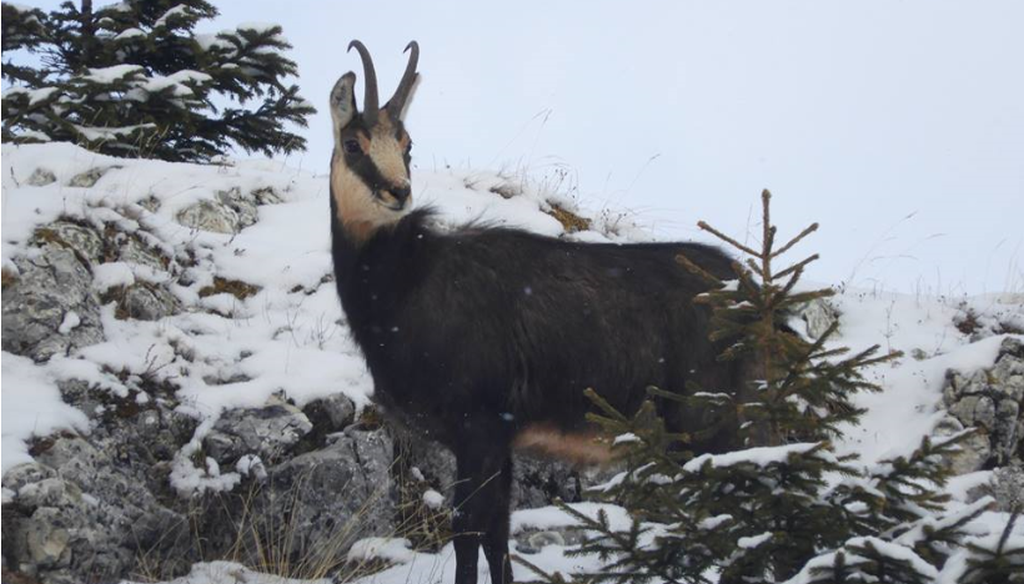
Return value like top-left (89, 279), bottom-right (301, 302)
top-left (387, 41), bottom-right (420, 118)
top-left (347, 40), bottom-right (379, 124)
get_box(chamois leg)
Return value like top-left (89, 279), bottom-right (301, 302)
top-left (482, 456), bottom-right (514, 584)
top-left (452, 423), bottom-right (514, 584)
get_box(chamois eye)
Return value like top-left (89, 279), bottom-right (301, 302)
top-left (343, 139), bottom-right (362, 155)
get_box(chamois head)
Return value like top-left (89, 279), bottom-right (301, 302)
top-left (329, 40), bottom-right (419, 243)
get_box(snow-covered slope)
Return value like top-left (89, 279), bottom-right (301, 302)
top-left (0, 143), bottom-right (643, 481)
top-left (1, 143), bottom-right (1021, 583)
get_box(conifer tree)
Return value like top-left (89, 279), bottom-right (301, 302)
top-left (517, 190), bottom-right (1022, 584)
top-left (2, 0), bottom-right (315, 162)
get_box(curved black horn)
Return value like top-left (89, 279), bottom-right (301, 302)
top-left (387, 41), bottom-right (419, 118)
top-left (347, 40), bottom-right (379, 124)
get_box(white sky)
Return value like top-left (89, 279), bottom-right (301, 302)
top-left (13, 0), bottom-right (1024, 294)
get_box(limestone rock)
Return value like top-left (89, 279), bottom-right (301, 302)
top-left (175, 186), bottom-right (281, 235)
top-left (120, 283), bottom-right (180, 321)
top-left (3, 430), bottom-right (192, 584)
top-left (935, 415), bottom-right (992, 476)
top-left (302, 393), bottom-right (358, 445)
top-left (67, 166), bottom-right (120, 188)
top-left (229, 428), bottom-right (395, 570)
top-left (33, 221), bottom-right (105, 265)
top-left (942, 337), bottom-right (1024, 470)
top-left (987, 463), bottom-right (1024, 512)
top-left (795, 296), bottom-right (839, 340)
top-left (26, 168), bottom-right (56, 186)
top-left (176, 200), bottom-right (239, 234)
top-left (2, 248), bottom-right (104, 361)
top-left (203, 404), bottom-right (313, 465)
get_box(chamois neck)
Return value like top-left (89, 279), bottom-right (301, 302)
top-left (329, 205), bottom-right (435, 322)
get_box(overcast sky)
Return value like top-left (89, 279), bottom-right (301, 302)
top-left (16, 1), bottom-right (1024, 294)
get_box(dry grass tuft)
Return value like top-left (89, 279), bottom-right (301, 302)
top-left (2, 266), bottom-right (18, 290)
top-left (545, 203), bottom-right (592, 234)
top-left (198, 277), bottom-right (261, 301)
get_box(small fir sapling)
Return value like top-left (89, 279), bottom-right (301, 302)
top-left (517, 191), bottom-right (1019, 584)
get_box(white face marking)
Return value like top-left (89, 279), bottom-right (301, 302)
top-left (330, 148), bottom-right (411, 244)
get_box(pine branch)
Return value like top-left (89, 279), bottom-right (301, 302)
top-left (697, 220), bottom-right (763, 259)
top-left (772, 222), bottom-right (820, 259)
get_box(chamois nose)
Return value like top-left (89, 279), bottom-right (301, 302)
top-left (390, 185), bottom-right (411, 205)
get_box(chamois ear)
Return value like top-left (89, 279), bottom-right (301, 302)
top-left (330, 72), bottom-right (358, 148)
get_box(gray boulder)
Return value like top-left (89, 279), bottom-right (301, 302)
top-left (203, 404), bottom-right (313, 466)
top-left (3, 434), bottom-right (191, 584)
top-left (118, 283), bottom-right (180, 321)
top-left (796, 296), bottom-right (839, 340)
top-left (2, 247), bottom-right (104, 362)
top-left (223, 428), bottom-right (395, 571)
top-left (176, 186), bottom-right (281, 235)
top-left (942, 337), bottom-right (1024, 471)
top-left (67, 166), bottom-right (121, 188)
top-left (26, 167), bottom-right (56, 186)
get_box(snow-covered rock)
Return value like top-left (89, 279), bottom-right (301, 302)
top-left (942, 336), bottom-right (1024, 470)
top-left (2, 244), bottom-right (104, 362)
top-left (203, 402), bottom-right (313, 465)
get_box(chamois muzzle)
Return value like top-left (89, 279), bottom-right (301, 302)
top-left (375, 184), bottom-right (411, 211)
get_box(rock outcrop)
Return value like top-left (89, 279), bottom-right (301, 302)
top-left (940, 337), bottom-right (1024, 474)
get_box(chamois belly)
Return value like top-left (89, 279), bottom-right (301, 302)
top-left (360, 313), bottom-right (676, 452)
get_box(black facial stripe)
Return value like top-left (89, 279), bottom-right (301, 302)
top-left (351, 153), bottom-right (391, 195)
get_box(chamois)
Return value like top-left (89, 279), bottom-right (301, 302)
top-left (329, 41), bottom-right (748, 584)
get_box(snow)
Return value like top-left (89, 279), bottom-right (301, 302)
top-left (100, 2), bottom-right (131, 13)
top-left (510, 503), bottom-right (632, 533)
top-left (937, 517), bottom-right (1024, 583)
top-left (92, 262), bottom-right (136, 290)
top-left (737, 532), bottom-right (773, 549)
top-left (3, 86), bottom-right (59, 106)
top-left (347, 538), bottom-right (416, 564)
top-left (699, 514), bottom-right (734, 530)
top-left (612, 432), bottom-right (639, 445)
top-left (143, 70), bottom-right (213, 96)
top-left (27, 87), bottom-right (58, 105)
top-left (235, 453), bottom-right (267, 480)
top-left (1, 142), bottom-right (1021, 583)
top-left (848, 537), bottom-right (940, 579)
top-left (422, 489), bottom-right (445, 509)
top-left (57, 311), bottom-right (81, 335)
top-left (195, 33), bottom-right (235, 53)
top-left (1, 353), bottom-right (90, 474)
top-left (82, 64), bottom-right (143, 83)
top-left (236, 22), bottom-right (281, 34)
top-left (154, 5), bottom-right (190, 28)
top-left (120, 561), bottom-right (331, 584)
top-left (114, 28), bottom-right (146, 41)
top-left (683, 442), bottom-right (828, 473)
top-left (73, 123), bottom-right (156, 142)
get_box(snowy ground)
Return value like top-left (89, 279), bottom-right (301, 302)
top-left (1, 143), bottom-right (1022, 583)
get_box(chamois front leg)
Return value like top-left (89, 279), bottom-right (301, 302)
top-left (482, 456), bottom-right (514, 584)
top-left (452, 416), bottom-right (515, 584)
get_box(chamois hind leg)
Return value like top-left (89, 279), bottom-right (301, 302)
top-left (452, 418), bottom-right (514, 584)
